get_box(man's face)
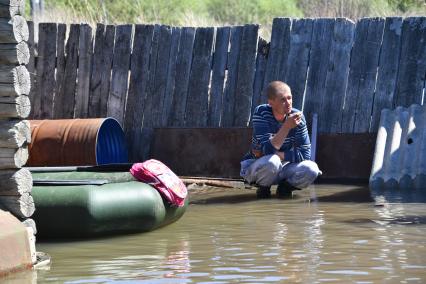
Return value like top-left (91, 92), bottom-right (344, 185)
top-left (269, 91), bottom-right (292, 115)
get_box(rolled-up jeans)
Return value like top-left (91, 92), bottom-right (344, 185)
top-left (240, 154), bottom-right (322, 189)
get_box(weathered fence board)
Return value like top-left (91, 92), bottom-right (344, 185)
top-left (185, 27), bottom-right (214, 127)
top-left (150, 25), bottom-right (172, 127)
top-left (342, 18), bottom-right (385, 133)
top-left (321, 18), bottom-right (355, 133)
top-left (124, 24), bottom-right (154, 161)
top-left (142, 25), bottom-right (161, 129)
top-left (221, 26), bottom-right (243, 127)
top-left (394, 17), bottom-right (426, 107)
top-left (263, 18), bottom-right (291, 86)
top-left (370, 17), bottom-right (403, 132)
top-left (208, 27), bottom-right (230, 126)
top-left (53, 23), bottom-right (66, 119)
top-left (88, 24), bottom-right (115, 118)
top-left (33, 23), bottom-right (56, 119)
top-left (251, 38), bottom-right (268, 114)
top-left (57, 24), bottom-right (79, 119)
top-left (74, 24), bottom-right (93, 118)
top-left (138, 25), bottom-right (161, 160)
top-left (162, 27), bottom-right (181, 127)
top-left (107, 25), bottom-right (132, 125)
top-left (304, 18), bottom-right (335, 126)
top-left (168, 27), bottom-right (195, 127)
top-left (284, 18), bottom-right (313, 110)
top-left (233, 24), bottom-right (259, 126)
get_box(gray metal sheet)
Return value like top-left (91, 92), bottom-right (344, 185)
top-left (370, 104), bottom-right (426, 190)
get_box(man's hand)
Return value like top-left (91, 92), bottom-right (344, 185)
top-left (283, 112), bottom-right (302, 130)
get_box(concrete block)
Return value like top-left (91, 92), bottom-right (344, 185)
top-left (0, 209), bottom-right (33, 277)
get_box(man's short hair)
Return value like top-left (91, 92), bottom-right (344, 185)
top-left (265, 81), bottom-right (291, 100)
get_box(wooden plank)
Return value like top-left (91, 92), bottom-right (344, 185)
top-left (342, 18), bottom-right (385, 133)
top-left (185, 27), bottom-right (214, 127)
top-left (370, 17), bottom-right (403, 132)
top-left (88, 24), bottom-right (115, 118)
top-left (251, 37), bottom-right (268, 115)
top-left (74, 24), bottom-right (93, 118)
top-left (0, 120), bottom-right (30, 148)
top-left (142, 25), bottom-right (161, 129)
top-left (124, 24), bottom-right (154, 162)
top-left (162, 27), bottom-right (181, 127)
top-left (303, 18), bottom-right (335, 127)
top-left (208, 26), bottom-right (230, 127)
top-left (233, 24), bottom-right (259, 126)
top-left (107, 24), bottom-right (132, 125)
top-left (221, 26), bottom-right (243, 127)
top-left (150, 25), bottom-right (172, 127)
top-left (138, 25), bottom-right (161, 161)
top-left (0, 168), bottom-right (32, 196)
top-left (168, 27), bottom-right (196, 127)
top-left (284, 18), bottom-right (313, 110)
top-left (394, 17), bottom-right (426, 107)
top-left (33, 23), bottom-right (57, 119)
top-left (53, 23), bottom-right (66, 119)
top-left (320, 18), bottom-right (355, 133)
top-left (55, 24), bottom-right (79, 119)
top-left (263, 17), bottom-right (291, 86)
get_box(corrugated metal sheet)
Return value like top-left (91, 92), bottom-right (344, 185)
top-left (370, 104), bottom-right (426, 191)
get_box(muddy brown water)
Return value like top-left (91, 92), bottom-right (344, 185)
top-left (3, 184), bottom-right (426, 283)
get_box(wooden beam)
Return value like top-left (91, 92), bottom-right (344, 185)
top-left (0, 41), bottom-right (29, 64)
top-left (0, 168), bottom-right (32, 195)
top-left (0, 119), bottom-right (30, 148)
top-left (0, 193), bottom-right (35, 218)
top-left (0, 0), bottom-right (25, 18)
top-left (0, 145), bottom-right (28, 168)
top-left (0, 95), bottom-right (30, 118)
top-left (0, 15), bottom-right (28, 43)
top-left (0, 65), bottom-right (30, 97)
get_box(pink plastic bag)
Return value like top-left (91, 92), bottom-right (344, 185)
top-left (130, 159), bottom-right (187, 207)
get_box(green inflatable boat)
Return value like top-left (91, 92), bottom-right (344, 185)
top-left (29, 165), bottom-right (188, 238)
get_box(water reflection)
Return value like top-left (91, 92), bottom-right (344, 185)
top-left (3, 184), bottom-right (426, 283)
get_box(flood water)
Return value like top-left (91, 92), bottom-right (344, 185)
top-left (3, 184), bottom-right (426, 283)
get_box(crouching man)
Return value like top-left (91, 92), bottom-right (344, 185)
top-left (241, 81), bottom-right (322, 198)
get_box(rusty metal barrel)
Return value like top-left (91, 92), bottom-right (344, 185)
top-left (27, 118), bottom-right (128, 166)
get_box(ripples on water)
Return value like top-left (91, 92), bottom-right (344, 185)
top-left (4, 184), bottom-right (426, 283)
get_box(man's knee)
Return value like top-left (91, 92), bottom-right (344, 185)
top-left (285, 160), bottom-right (322, 189)
top-left (254, 154), bottom-right (282, 186)
top-left (298, 160), bottom-right (322, 180)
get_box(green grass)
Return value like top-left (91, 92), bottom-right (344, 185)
top-left (25, 0), bottom-right (426, 39)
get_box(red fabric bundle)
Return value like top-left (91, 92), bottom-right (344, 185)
top-left (130, 159), bottom-right (188, 207)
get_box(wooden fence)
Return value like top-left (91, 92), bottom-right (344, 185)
top-left (28, 17), bottom-right (426, 161)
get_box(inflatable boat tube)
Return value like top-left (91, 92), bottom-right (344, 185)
top-left (31, 168), bottom-right (187, 238)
